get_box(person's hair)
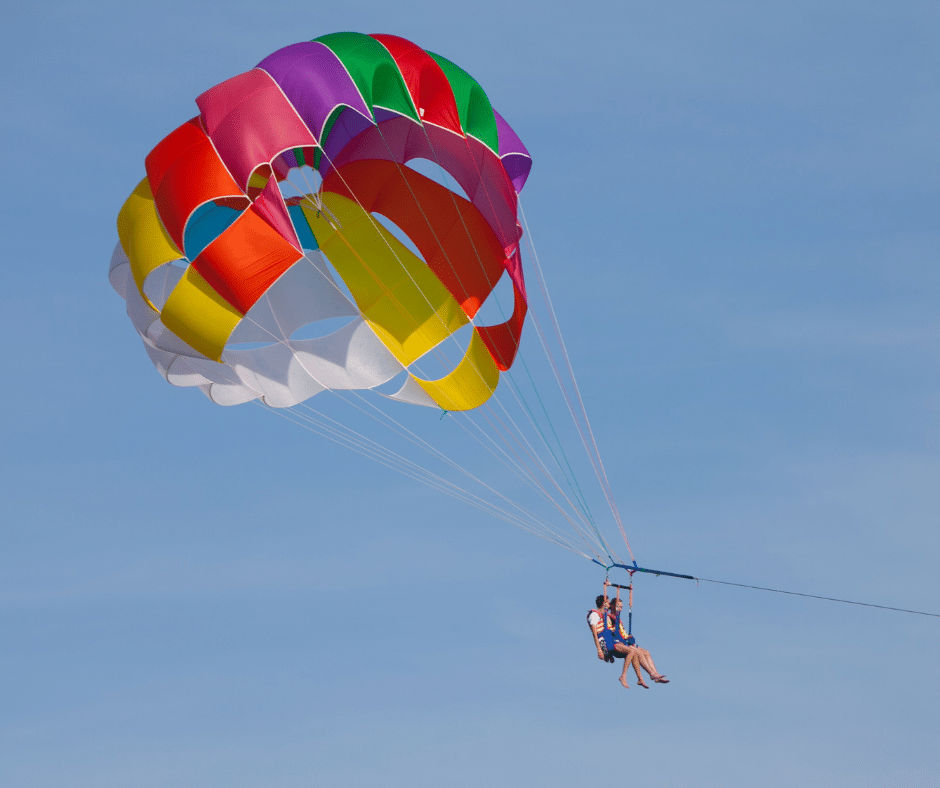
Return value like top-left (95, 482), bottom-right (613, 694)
top-left (611, 597), bottom-right (624, 608)
top-left (595, 595), bottom-right (606, 608)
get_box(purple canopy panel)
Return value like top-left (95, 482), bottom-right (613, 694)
top-left (276, 149), bottom-right (301, 171)
top-left (317, 108), bottom-right (377, 177)
top-left (494, 109), bottom-right (532, 193)
top-left (257, 42), bottom-right (373, 142)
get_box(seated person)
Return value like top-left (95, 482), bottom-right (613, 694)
top-left (609, 596), bottom-right (669, 685)
top-left (587, 595), bottom-right (615, 663)
top-left (588, 585), bottom-right (643, 689)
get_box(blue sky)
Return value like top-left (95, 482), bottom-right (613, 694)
top-left (2, 2), bottom-right (939, 786)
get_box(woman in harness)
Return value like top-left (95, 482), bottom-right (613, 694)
top-left (609, 595), bottom-right (669, 686)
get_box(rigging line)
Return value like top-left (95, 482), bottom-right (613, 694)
top-left (500, 356), bottom-right (599, 527)
top-left (518, 201), bottom-right (633, 562)
top-left (519, 255), bottom-right (619, 528)
top-left (477, 401), bottom-right (614, 557)
top-left (209, 308), bottom-right (586, 551)
top-left (487, 383), bottom-right (595, 527)
top-left (415, 347), bottom-right (601, 540)
top-left (314, 352), bottom-right (605, 555)
top-left (259, 400), bottom-right (589, 553)
top-left (471, 396), bottom-right (611, 550)
top-left (447, 403), bottom-right (607, 557)
top-left (508, 290), bottom-right (622, 558)
top-left (275, 138), bottom-right (605, 551)
top-left (697, 577), bottom-right (940, 619)
top-left (465, 406), bottom-right (609, 559)
top-left (513, 302), bottom-right (619, 560)
top-left (335, 396), bottom-right (592, 551)
top-left (424, 129), bottom-right (609, 539)
top-left (189, 180), bottom-right (597, 553)
top-left (461, 376), bottom-right (607, 545)
top-left (518, 211), bottom-right (629, 561)
top-left (367, 123), bottom-right (618, 559)
top-left (292, 398), bottom-right (561, 541)
top-left (406, 147), bottom-right (600, 526)
top-left (364, 127), bottom-right (607, 544)
top-left (331, 381), bottom-right (598, 552)
top-left (143, 175), bottom-right (585, 550)
top-left (307, 387), bottom-right (588, 550)
top-left (458, 395), bottom-right (599, 539)
top-left (191, 190), bottom-right (589, 551)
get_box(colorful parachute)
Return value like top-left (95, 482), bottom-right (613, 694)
top-left (110, 32), bottom-right (532, 411)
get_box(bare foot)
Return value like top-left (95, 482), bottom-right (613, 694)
top-left (619, 675), bottom-right (630, 689)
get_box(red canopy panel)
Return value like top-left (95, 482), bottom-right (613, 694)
top-left (145, 117), bottom-right (243, 250)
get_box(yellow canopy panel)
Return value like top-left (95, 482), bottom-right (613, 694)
top-left (300, 194), bottom-right (469, 366)
top-left (413, 329), bottom-right (500, 411)
top-left (116, 178), bottom-right (184, 305)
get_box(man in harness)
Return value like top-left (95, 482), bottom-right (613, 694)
top-left (587, 595), bottom-right (616, 663)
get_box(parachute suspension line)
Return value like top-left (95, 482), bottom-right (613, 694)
top-left (269, 130), bottom-right (612, 561)
top-left (377, 122), bottom-right (607, 544)
top-left (418, 131), bottom-right (614, 559)
top-left (265, 160), bottom-right (603, 555)
top-left (505, 296), bottom-right (621, 563)
top-left (191, 152), bottom-right (605, 560)
top-left (306, 388), bottom-right (597, 556)
top-left (519, 269), bottom-right (628, 563)
top-left (361, 124), bottom-right (607, 549)
top-left (353, 359), bottom-right (605, 557)
top-left (430, 128), bottom-right (619, 557)
top-left (447, 407), bottom-right (609, 560)
top-left (405, 130), bottom-right (601, 532)
top-left (262, 399), bottom-right (593, 556)
top-left (467, 403), bottom-right (614, 560)
top-left (472, 401), bottom-right (597, 535)
top-left (184, 233), bottom-right (589, 556)
top-left (230, 336), bottom-right (593, 556)
top-left (335, 392), bottom-right (593, 552)
top-left (308, 146), bottom-right (599, 549)
top-left (517, 200), bottom-right (634, 563)
top-left (499, 362), bottom-right (599, 532)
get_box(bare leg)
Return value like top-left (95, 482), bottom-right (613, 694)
top-left (634, 657), bottom-right (649, 688)
top-left (614, 644), bottom-right (640, 688)
top-left (637, 647), bottom-right (668, 682)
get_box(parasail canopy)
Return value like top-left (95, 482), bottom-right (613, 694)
top-left (111, 32), bottom-right (533, 413)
